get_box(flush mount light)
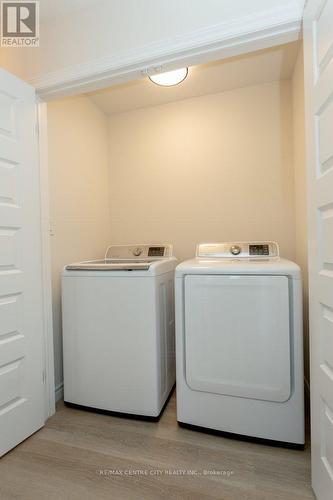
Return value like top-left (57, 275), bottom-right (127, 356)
top-left (148, 67), bottom-right (188, 87)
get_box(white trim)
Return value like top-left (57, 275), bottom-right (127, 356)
top-left (37, 99), bottom-right (56, 419)
top-left (32, 3), bottom-right (303, 100)
top-left (55, 383), bottom-right (64, 403)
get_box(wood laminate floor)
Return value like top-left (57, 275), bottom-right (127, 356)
top-left (0, 393), bottom-right (314, 500)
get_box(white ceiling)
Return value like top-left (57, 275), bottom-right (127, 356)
top-left (88, 42), bottom-right (300, 116)
top-left (39, 0), bottom-right (104, 22)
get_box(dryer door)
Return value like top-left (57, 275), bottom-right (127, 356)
top-left (184, 274), bottom-right (291, 402)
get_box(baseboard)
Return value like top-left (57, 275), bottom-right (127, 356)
top-left (55, 382), bottom-right (64, 402)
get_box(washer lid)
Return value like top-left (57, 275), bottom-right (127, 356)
top-left (65, 260), bottom-right (151, 271)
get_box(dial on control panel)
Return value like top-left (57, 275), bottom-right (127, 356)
top-left (230, 245), bottom-right (241, 256)
top-left (133, 247), bottom-right (143, 257)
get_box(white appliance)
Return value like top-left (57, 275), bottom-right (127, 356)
top-left (62, 244), bottom-right (177, 418)
top-left (175, 241), bottom-right (304, 445)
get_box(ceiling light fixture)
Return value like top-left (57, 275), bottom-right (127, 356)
top-left (148, 67), bottom-right (188, 87)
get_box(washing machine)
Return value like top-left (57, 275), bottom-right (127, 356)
top-left (175, 241), bottom-right (304, 444)
top-left (62, 244), bottom-right (177, 418)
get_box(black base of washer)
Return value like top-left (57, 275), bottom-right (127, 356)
top-left (64, 384), bottom-right (175, 422)
top-left (177, 421), bottom-right (305, 450)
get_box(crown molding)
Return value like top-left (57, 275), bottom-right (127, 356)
top-left (32, 2), bottom-right (303, 100)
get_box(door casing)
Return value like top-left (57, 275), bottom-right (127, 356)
top-left (37, 100), bottom-right (55, 420)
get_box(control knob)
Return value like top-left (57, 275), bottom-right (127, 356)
top-left (133, 247), bottom-right (143, 257)
top-left (230, 245), bottom-right (241, 256)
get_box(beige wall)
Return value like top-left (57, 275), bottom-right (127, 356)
top-left (47, 96), bottom-right (110, 391)
top-left (292, 46), bottom-right (309, 383)
top-left (108, 80), bottom-right (295, 263)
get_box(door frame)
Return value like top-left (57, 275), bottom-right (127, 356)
top-left (37, 100), bottom-right (55, 419)
top-left (35, 6), bottom-right (304, 416)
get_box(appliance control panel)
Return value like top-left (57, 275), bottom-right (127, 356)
top-left (249, 244), bottom-right (269, 256)
top-left (105, 244), bottom-right (173, 260)
top-left (196, 241), bottom-right (279, 259)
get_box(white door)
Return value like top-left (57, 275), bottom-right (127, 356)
top-left (184, 275), bottom-right (291, 402)
top-left (0, 68), bottom-right (45, 456)
top-left (303, 1), bottom-right (333, 498)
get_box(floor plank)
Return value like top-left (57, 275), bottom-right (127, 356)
top-left (0, 393), bottom-right (315, 500)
